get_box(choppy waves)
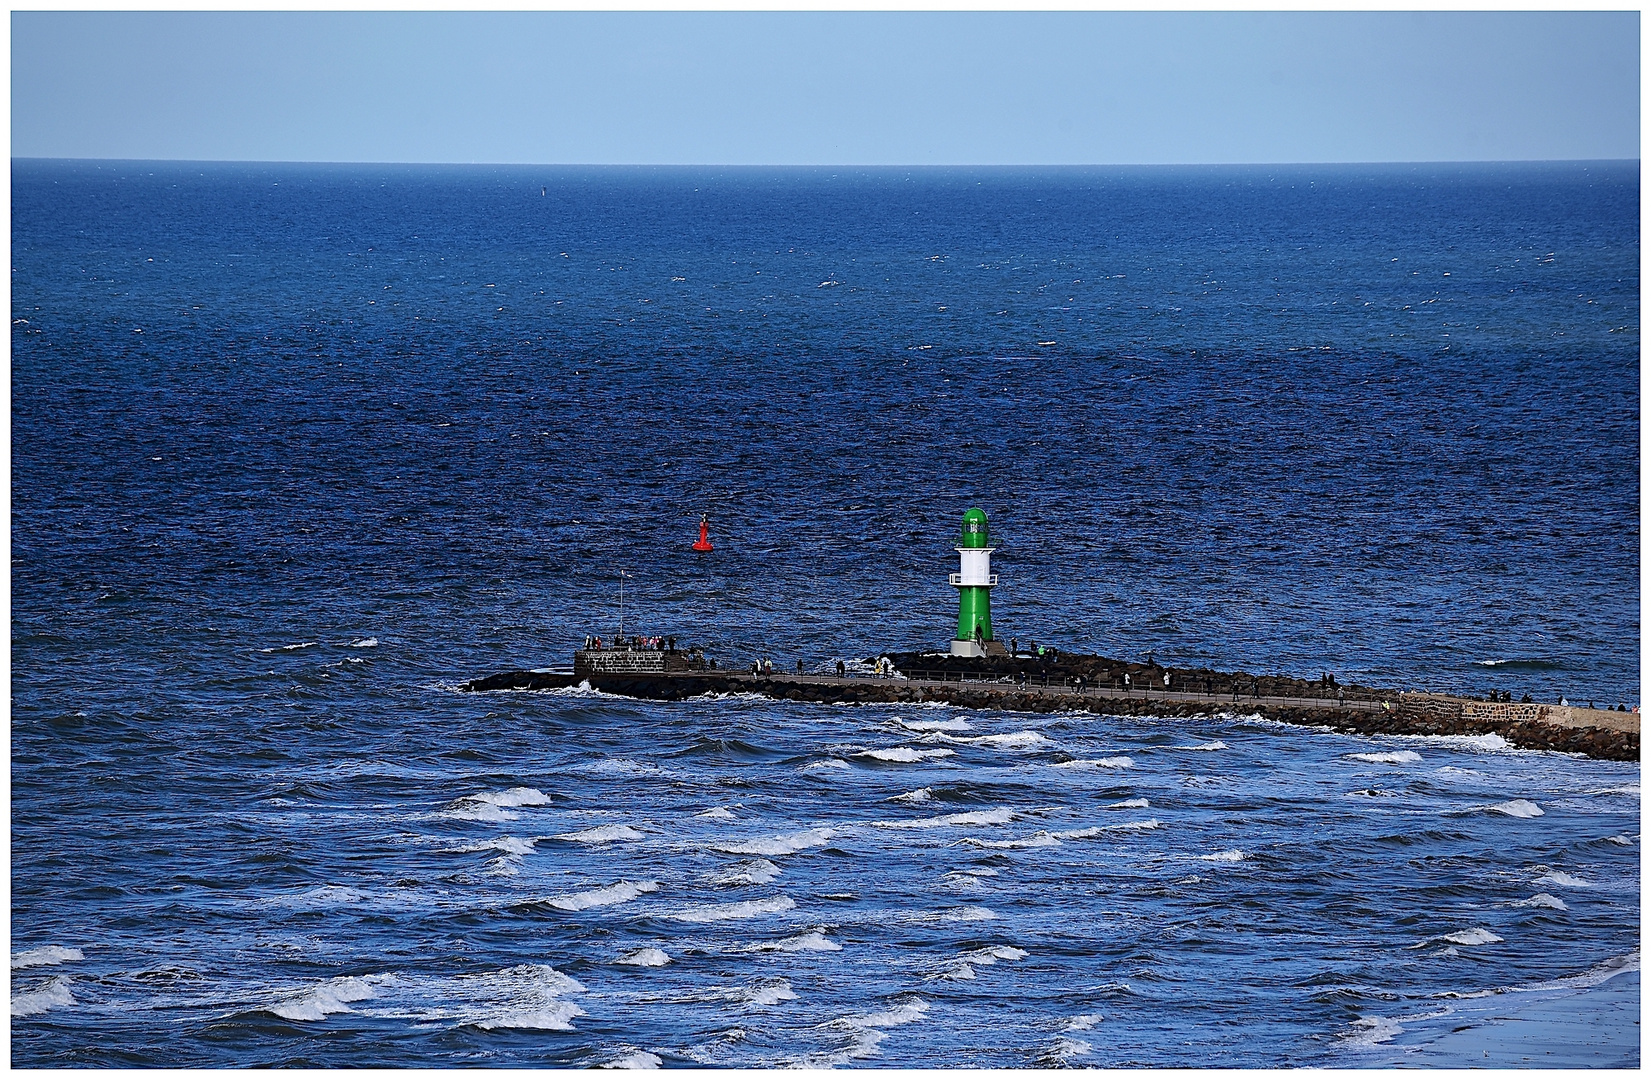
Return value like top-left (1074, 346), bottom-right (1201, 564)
top-left (10, 690), bottom-right (1638, 1067)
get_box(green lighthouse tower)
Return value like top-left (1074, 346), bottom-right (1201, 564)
top-left (950, 507), bottom-right (999, 657)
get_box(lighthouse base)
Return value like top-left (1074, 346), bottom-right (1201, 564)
top-left (951, 638), bottom-right (1008, 658)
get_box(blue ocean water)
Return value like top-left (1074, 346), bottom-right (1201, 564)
top-left (10, 160), bottom-right (1639, 1067)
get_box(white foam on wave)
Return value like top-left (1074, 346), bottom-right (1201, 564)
top-left (964, 945), bottom-right (1027, 965)
top-left (672, 895), bottom-right (797, 922)
top-left (804, 996), bottom-right (931, 1065)
top-left (1437, 765), bottom-right (1481, 776)
top-left (1445, 928), bottom-right (1502, 946)
top-left (461, 965), bottom-right (586, 1031)
top-left (444, 787), bottom-right (551, 822)
top-left (261, 641), bottom-right (318, 653)
top-left (692, 690), bottom-right (776, 703)
top-left (12, 946), bottom-right (83, 970)
top-left (801, 758), bottom-right (850, 771)
top-left (1050, 756), bottom-right (1133, 769)
top-left (616, 947), bottom-right (672, 967)
top-left (1348, 750), bottom-right (1422, 765)
top-left (600, 1051), bottom-right (662, 1069)
top-left (874, 808), bottom-right (1014, 830)
top-left (444, 835), bottom-right (536, 857)
top-left (1065, 1013), bottom-right (1103, 1031)
top-left (1512, 893), bottom-right (1567, 910)
top-left (1490, 799), bottom-right (1543, 818)
top-left (1409, 927), bottom-right (1503, 950)
top-left (1535, 869), bottom-right (1592, 887)
top-left (1606, 834), bottom-right (1635, 845)
top-left (547, 880), bottom-right (660, 911)
top-left (696, 807), bottom-right (738, 820)
top-left (1040, 1037), bottom-right (1094, 1064)
top-left (1198, 849), bottom-right (1246, 863)
top-left (890, 787), bottom-right (933, 803)
top-left (533, 680), bottom-right (637, 701)
top-left (711, 828), bottom-right (835, 856)
top-left (910, 906), bottom-right (996, 922)
top-left (1518, 950), bottom-right (1640, 992)
top-left (706, 858), bottom-right (782, 886)
top-left (898, 717), bottom-right (973, 731)
top-left (586, 757), bottom-right (662, 776)
top-left (751, 930), bottom-right (842, 953)
top-left (444, 801), bottom-right (519, 823)
top-left (1586, 784), bottom-right (1641, 797)
top-left (857, 747), bottom-right (956, 763)
top-left (346, 637), bottom-right (379, 648)
top-left (12, 976), bottom-right (76, 1018)
top-left (961, 831), bottom-right (1060, 849)
top-left (1341, 1014), bottom-right (1405, 1048)
top-left (952, 866), bottom-right (998, 877)
top-left (554, 824), bottom-right (645, 844)
top-left (847, 996), bottom-right (930, 1029)
top-left (944, 730), bottom-right (1050, 750)
top-left (1107, 798), bottom-right (1150, 809)
top-left (1402, 732), bottom-right (1514, 753)
top-left (741, 979), bottom-right (799, 1007)
top-left (1444, 927), bottom-right (1503, 946)
top-left (480, 1001), bottom-right (585, 1030)
top-left (1067, 820), bottom-right (1161, 838)
top-left (935, 962), bottom-right (975, 980)
top-left (1182, 740), bottom-right (1228, 752)
top-left (261, 885), bottom-right (365, 909)
top-left (267, 975), bottom-right (376, 1022)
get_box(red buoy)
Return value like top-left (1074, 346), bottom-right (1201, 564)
top-left (692, 513), bottom-right (714, 552)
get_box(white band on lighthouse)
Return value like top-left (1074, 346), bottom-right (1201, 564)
top-left (951, 547), bottom-right (997, 587)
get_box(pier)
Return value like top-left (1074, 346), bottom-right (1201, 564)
top-left (459, 665), bottom-right (1638, 762)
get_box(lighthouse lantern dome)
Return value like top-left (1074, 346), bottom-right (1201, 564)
top-left (958, 507), bottom-right (991, 548)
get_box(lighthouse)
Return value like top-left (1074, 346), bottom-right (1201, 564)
top-left (950, 507), bottom-right (1000, 657)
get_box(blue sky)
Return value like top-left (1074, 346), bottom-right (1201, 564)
top-left (11, 11), bottom-right (1640, 165)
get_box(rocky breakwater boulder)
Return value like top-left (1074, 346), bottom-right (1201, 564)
top-left (1289, 693), bottom-right (1638, 761)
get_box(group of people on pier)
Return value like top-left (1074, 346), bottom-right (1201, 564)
top-left (583, 634), bottom-right (677, 652)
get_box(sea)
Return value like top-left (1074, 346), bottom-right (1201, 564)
top-left (10, 160), bottom-right (1640, 1067)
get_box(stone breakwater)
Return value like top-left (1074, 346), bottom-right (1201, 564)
top-left (459, 668), bottom-right (1638, 762)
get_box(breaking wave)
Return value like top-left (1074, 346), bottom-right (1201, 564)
top-left (12, 945), bottom-right (83, 970)
top-left (554, 824), bottom-right (645, 844)
top-left (671, 896), bottom-right (797, 922)
top-left (546, 880), bottom-right (659, 911)
top-left (710, 828), bottom-right (835, 856)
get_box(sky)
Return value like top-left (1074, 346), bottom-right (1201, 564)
top-left (10, 10), bottom-right (1641, 165)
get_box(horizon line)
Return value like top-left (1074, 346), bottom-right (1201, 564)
top-left (13, 156), bottom-right (1641, 169)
